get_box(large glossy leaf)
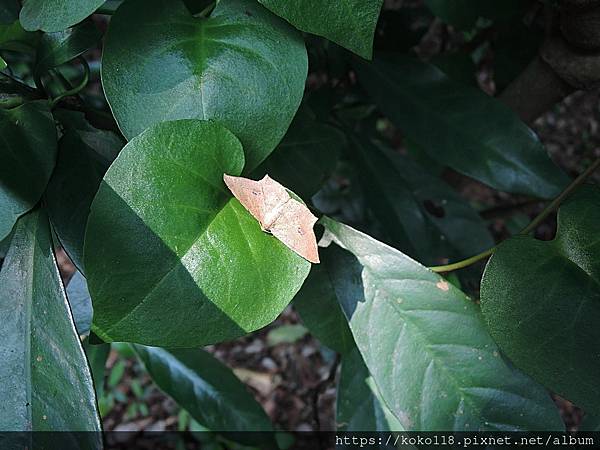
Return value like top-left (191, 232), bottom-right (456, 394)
top-left (0, 101), bottom-right (57, 241)
top-left (46, 110), bottom-right (123, 271)
top-left (0, 210), bottom-right (101, 444)
top-left (338, 346), bottom-right (403, 432)
top-left (257, 0), bottom-right (383, 59)
top-left (353, 54), bottom-right (568, 198)
top-left (35, 20), bottom-right (101, 75)
top-left (102, 0), bottom-right (307, 171)
top-left (424, 0), bottom-right (524, 29)
top-left (348, 134), bottom-right (494, 265)
top-left (481, 186), bottom-right (600, 412)
top-left (134, 346), bottom-right (275, 444)
top-left (253, 108), bottom-right (344, 199)
top-left (320, 218), bottom-right (564, 431)
top-left (84, 120), bottom-right (311, 346)
top-left (19, 0), bottom-right (105, 32)
top-left (294, 263), bottom-right (354, 354)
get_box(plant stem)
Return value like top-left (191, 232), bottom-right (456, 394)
top-left (95, 0), bottom-right (122, 15)
top-left (429, 156), bottom-right (600, 273)
top-left (520, 157), bottom-right (600, 234)
top-left (49, 58), bottom-right (90, 108)
top-left (429, 248), bottom-right (496, 273)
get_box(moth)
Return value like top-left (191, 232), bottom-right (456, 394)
top-left (224, 174), bottom-right (319, 263)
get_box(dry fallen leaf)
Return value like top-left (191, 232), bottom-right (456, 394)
top-left (223, 174), bottom-right (320, 263)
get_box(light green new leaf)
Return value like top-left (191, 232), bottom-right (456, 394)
top-left (102, 0), bottom-right (307, 171)
top-left (134, 346), bottom-right (275, 445)
top-left (338, 346), bottom-right (404, 433)
top-left (353, 54), bottom-right (569, 198)
top-left (257, 0), bottom-right (383, 59)
top-left (20, 0), bottom-right (105, 32)
top-left (294, 263), bottom-right (354, 354)
top-left (84, 120), bottom-right (311, 347)
top-left (0, 101), bottom-right (57, 241)
top-left (0, 210), bottom-right (101, 445)
top-left (253, 107), bottom-right (344, 200)
top-left (321, 218), bottom-right (564, 431)
top-left (348, 135), bottom-right (494, 265)
top-left (481, 186), bottom-right (600, 412)
top-left (266, 324), bottom-right (307, 346)
top-left (35, 20), bottom-right (101, 75)
top-left (424, 0), bottom-right (524, 29)
top-left (46, 110), bottom-right (123, 271)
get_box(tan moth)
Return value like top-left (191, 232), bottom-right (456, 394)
top-left (223, 174), bottom-right (319, 263)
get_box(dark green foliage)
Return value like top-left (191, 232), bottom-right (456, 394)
top-left (0, 0), bottom-right (596, 436)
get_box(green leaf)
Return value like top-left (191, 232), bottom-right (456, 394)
top-left (102, 0), bottom-right (307, 171)
top-left (0, 20), bottom-right (37, 52)
top-left (84, 119), bottom-right (311, 347)
top-left (0, 0), bottom-right (19, 25)
top-left (0, 231), bottom-right (11, 258)
top-left (66, 271), bottom-right (93, 336)
top-left (348, 135), bottom-right (494, 265)
top-left (266, 324), bottom-right (307, 346)
top-left (19, 0), bottom-right (105, 32)
top-left (0, 73), bottom-right (36, 108)
top-left (0, 101), bottom-right (57, 241)
top-left (133, 346), bottom-right (275, 443)
top-left (320, 218), bottom-right (564, 431)
top-left (480, 186), bottom-right (600, 412)
top-left (424, 0), bottom-right (524, 29)
top-left (46, 110), bottom-right (123, 271)
top-left (0, 210), bottom-right (101, 442)
top-left (294, 263), bottom-right (354, 354)
top-left (338, 346), bottom-right (404, 432)
top-left (35, 20), bottom-right (101, 75)
top-left (353, 54), bottom-right (569, 198)
top-left (83, 342), bottom-right (110, 399)
top-left (430, 51), bottom-right (476, 86)
top-left (252, 108), bottom-right (344, 199)
top-left (0, 55), bottom-right (5, 69)
top-left (257, 0), bottom-right (383, 59)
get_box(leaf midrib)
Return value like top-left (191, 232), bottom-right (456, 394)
top-left (365, 271), bottom-right (545, 430)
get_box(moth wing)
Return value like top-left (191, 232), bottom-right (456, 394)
top-left (224, 174), bottom-right (289, 228)
top-left (259, 175), bottom-right (290, 227)
top-left (223, 174), bottom-right (266, 225)
top-left (267, 198), bottom-right (319, 263)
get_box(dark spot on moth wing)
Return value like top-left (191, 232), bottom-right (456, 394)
top-left (245, 10), bottom-right (253, 16)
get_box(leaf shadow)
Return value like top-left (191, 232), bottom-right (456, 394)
top-left (85, 184), bottom-right (247, 347)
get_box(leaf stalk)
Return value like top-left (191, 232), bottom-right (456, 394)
top-left (429, 156), bottom-right (600, 273)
